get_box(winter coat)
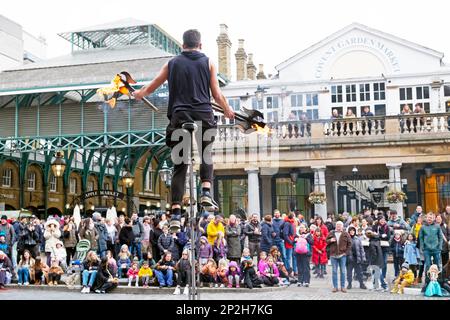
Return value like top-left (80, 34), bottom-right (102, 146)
top-left (44, 220), bottom-right (62, 253)
top-left (403, 241), bottom-right (421, 265)
top-left (390, 237), bottom-right (405, 257)
top-left (326, 230), bottom-right (352, 257)
top-left (419, 223), bottom-right (443, 252)
top-left (226, 261), bottom-right (241, 277)
top-left (367, 236), bottom-right (384, 267)
top-left (80, 228), bottom-right (98, 251)
top-left (243, 265), bottom-right (262, 289)
top-left (312, 235), bottom-right (328, 265)
top-left (63, 223), bottom-right (78, 248)
top-left (138, 266), bottom-right (153, 278)
top-left (282, 218), bottom-right (296, 249)
top-left (272, 218), bottom-right (284, 242)
top-left (18, 224), bottom-right (39, 249)
top-left (325, 222), bottom-right (335, 232)
top-left (213, 239), bottom-right (227, 261)
top-left (0, 223), bottom-right (15, 246)
top-left (387, 217), bottom-right (411, 232)
top-left (260, 221), bottom-right (274, 254)
top-left (119, 226), bottom-right (135, 247)
top-left (158, 233), bottom-right (175, 254)
top-left (117, 257), bottom-right (131, 269)
top-left (258, 260), bottom-right (280, 278)
top-left (439, 223), bottom-right (450, 253)
top-left (348, 235), bottom-right (366, 264)
top-left (127, 268), bottom-right (139, 277)
top-left (225, 223), bottom-right (241, 259)
top-left (176, 258), bottom-right (191, 273)
top-left (150, 227), bottom-right (163, 259)
top-left (396, 269), bottom-right (415, 285)
top-left (132, 220), bottom-right (144, 242)
top-left (198, 237), bottom-right (213, 259)
top-left (374, 222), bottom-right (391, 252)
top-left (244, 221), bottom-right (262, 244)
top-left (95, 222), bottom-right (108, 252)
top-left (83, 258), bottom-right (100, 272)
top-left (207, 221), bottom-right (225, 246)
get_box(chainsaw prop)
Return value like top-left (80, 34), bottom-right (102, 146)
top-left (97, 71), bottom-right (158, 111)
top-left (210, 102), bottom-right (269, 134)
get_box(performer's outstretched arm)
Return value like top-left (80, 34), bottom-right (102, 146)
top-left (133, 63), bottom-right (169, 100)
top-left (209, 61), bottom-right (234, 120)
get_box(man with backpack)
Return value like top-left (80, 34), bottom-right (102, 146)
top-left (326, 221), bottom-right (352, 293)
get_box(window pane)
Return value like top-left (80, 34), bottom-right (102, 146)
top-left (416, 87), bottom-right (423, 100)
top-left (423, 86), bottom-right (430, 99)
top-left (332, 86), bottom-right (336, 94)
top-left (400, 88), bottom-right (405, 100)
top-left (380, 92), bottom-right (386, 100)
top-left (374, 83), bottom-right (379, 91)
top-left (375, 104), bottom-right (386, 116)
top-left (444, 85), bottom-right (450, 97)
top-left (407, 88), bottom-right (412, 100)
top-left (313, 94), bottom-right (318, 106)
top-left (332, 96), bottom-right (336, 103)
top-left (337, 86), bottom-right (342, 94)
top-left (306, 94), bottom-right (312, 106)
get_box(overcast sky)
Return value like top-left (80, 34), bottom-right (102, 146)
top-left (2, 0), bottom-right (450, 80)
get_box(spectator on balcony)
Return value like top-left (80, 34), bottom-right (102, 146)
top-left (330, 109), bottom-right (342, 136)
top-left (299, 112), bottom-right (311, 137)
top-left (361, 106), bottom-right (374, 134)
top-left (344, 109), bottom-right (357, 134)
top-left (331, 109), bottom-right (342, 119)
top-left (361, 106), bottom-right (374, 117)
top-left (413, 103), bottom-right (426, 132)
top-left (400, 104), bottom-right (413, 133)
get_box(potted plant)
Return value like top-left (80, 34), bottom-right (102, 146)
top-left (386, 190), bottom-right (407, 203)
top-left (308, 191), bottom-right (326, 205)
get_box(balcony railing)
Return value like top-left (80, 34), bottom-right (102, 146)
top-left (215, 112), bottom-right (450, 146)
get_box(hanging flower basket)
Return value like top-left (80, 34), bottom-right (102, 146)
top-left (386, 190), bottom-right (407, 203)
top-left (308, 191), bottom-right (326, 205)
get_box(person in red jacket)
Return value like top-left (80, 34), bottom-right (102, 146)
top-left (315, 216), bottom-right (329, 238)
top-left (312, 228), bottom-right (328, 278)
top-left (282, 213), bottom-right (297, 276)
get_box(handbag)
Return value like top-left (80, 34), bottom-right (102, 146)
top-left (380, 241), bottom-right (390, 247)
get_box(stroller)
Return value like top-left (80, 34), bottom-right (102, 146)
top-left (65, 239), bottom-right (91, 287)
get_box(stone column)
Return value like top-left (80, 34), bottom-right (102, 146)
top-left (430, 83), bottom-right (442, 113)
top-left (247, 53), bottom-right (257, 80)
top-left (235, 39), bottom-right (248, 81)
top-left (311, 166), bottom-right (327, 219)
top-left (216, 24), bottom-right (232, 80)
top-left (256, 64), bottom-right (267, 80)
top-left (386, 163), bottom-right (403, 218)
top-left (246, 168), bottom-right (260, 218)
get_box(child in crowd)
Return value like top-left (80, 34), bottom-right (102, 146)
top-left (117, 244), bottom-right (131, 278)
top-left (138, 261), bottom-right (153, 287)
top-left (217, 259), bottom-right (228, 288)
top-left (106, 250), bottom-right (118, 277)
top-left (140, 252), bottom-right (156, 269)
top-left (213, 233), bottom-right (228, 262)
top-left (391, 263), bottom-right (415, 294)
top-left (200, 258), bottom-right (217, 288)
top-left (48, 259), bottom-right (64, 286)
top-left (424, 264), bottom-right (444, 297)
top-left (390, 231), bottom-right (405, 277)
top-left (269, 246), bottom-right (290, 285)
top-left (226, 261), bottom-right (241, 288)
top-left (32, 256), bottom-right (49, 285)
top-left (257, 251), bottom-right (268, 273)
top-left (51, 241), bottom-right (67, 270)
top-left (242, 259), bottom-right (262, 289)
top-left (259, 256), bottom-right (280, 286)
top-left (403, 233), bottom-right (421, 284)
top-left (198, 236), bottom-right (213, 267)
top-left (312, 228), bottom-right (327, 279)
top-left (174, 249), bottom-right (191, 295)
top-left (127, 262), bottom-right (140, 287)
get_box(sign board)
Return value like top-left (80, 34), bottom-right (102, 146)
top-left (81, 190), bottom-right (125, 201)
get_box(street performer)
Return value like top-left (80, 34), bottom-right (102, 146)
top-left (134, 29), bottom-right (234, 227)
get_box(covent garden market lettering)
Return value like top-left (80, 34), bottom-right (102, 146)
top-left (315, 37), bottom-right (401, 78)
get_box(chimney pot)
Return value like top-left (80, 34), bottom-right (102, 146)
top-left (220, 24), bottom-right (228, 35)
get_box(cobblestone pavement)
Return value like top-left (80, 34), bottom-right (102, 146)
top-left (0, 265), bottom-right (447, 300)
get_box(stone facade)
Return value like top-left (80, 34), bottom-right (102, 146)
top-left (216, 24), bottom-right (232, 80)
top-left (247, 53), bottom-right (257, 80)
top-left (256, 64), bottom-right (266, 80)
top-left (235, 39), bottom-right (248, 81)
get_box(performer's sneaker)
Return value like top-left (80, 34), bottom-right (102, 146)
top-left (200, 191), bottom-right (219, 212)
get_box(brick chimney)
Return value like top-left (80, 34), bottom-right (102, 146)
top-left (256, 64), bottom-right (267, 80)
top-left (235, 39), bottom-right (248, 81)
top-left (247, 53), bottom-right (257, 80)
top-left (216, 24), bottom-right (232, 80)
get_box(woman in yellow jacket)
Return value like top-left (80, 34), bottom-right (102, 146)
top-left (207, 216), bottom-right (225, 246)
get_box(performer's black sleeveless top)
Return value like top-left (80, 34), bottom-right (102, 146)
top-left (167, 50), bottom-right (212, 119)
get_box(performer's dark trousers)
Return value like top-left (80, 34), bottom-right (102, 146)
top-left (166, 110), bottom-right (217, 217)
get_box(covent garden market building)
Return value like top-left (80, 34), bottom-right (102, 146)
top-left (1, 18), bottom-right (450, 220)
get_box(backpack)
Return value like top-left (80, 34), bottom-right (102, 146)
top-left (295, 236), bottom-right (310, 254)
top-left (279, 222), bottom-right (286, 241)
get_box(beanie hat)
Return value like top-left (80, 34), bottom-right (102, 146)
top-left (1, 215), bottom-right (7, 220)
top-left (401, 262), bottom-right (409, 270)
